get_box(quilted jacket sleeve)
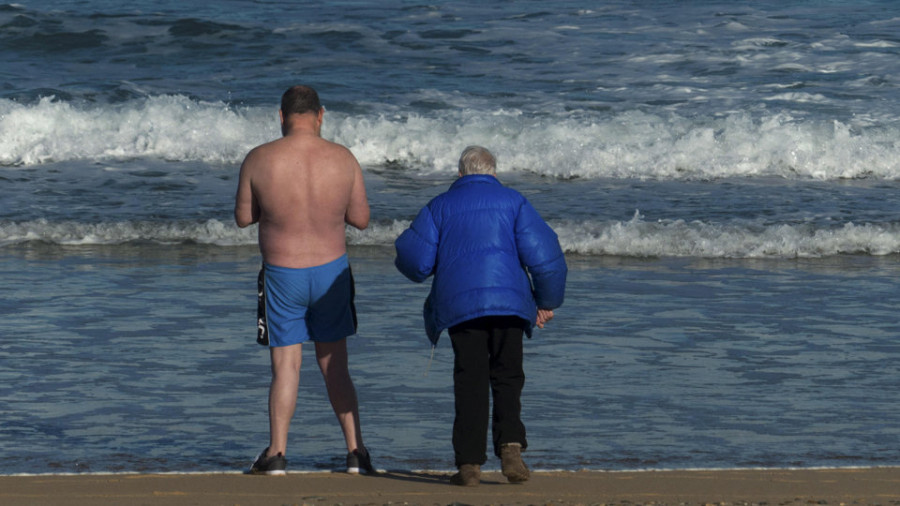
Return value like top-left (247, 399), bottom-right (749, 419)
top-left (394, 205), bottom-right (439, 283)
top-left (515, 199), bottom-right (567, 309)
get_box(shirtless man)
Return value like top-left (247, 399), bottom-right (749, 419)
top-left (235, 85), bottom-right (374, 475)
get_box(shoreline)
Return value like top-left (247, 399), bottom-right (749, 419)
top-left (3, 467), bottom-right (898, 506)
top-left (3, 463), bottom-right (898, 477)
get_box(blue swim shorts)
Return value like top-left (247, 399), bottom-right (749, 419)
top-left (256, 254), bottom-right (358, 347)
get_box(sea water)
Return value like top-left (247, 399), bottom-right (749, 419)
top-left (0, 1), bottom-right (898, 474)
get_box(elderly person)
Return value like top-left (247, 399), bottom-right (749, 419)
top-left (394, 146), bottom-right (567, 486)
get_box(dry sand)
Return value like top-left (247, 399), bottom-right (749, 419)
top-left (2, 468), bottom-right (899, 506)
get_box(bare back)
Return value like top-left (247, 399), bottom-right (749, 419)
top-left (235, 128), bottom-right (369, 269)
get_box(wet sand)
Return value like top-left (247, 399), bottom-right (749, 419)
top-left (2, 468), bottom-right (899, 506)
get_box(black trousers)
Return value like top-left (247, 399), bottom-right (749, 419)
top-left (449, 315), bottom-right (528, 467)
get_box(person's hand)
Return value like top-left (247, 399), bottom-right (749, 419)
top-left (535, 309), bottom-right (554, 329)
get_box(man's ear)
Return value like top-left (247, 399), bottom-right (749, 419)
top-left (314, 107), bottom-right (324, 134)
top-left (278, 109), bottom-right (284, 125)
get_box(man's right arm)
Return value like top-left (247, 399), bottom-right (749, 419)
top-left (234, 155), bottom-right (259, 228)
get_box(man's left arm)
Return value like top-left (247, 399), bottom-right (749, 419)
top-left (344, 154), bottom-right (370, 230)
top-left (515, 200), bottom-right (567, 310)
top-left (394, 205), bottom-right (439, 283)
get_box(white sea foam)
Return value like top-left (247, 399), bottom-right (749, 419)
top-left (2, 96), bottom-right (899, 181)
top-left (0, 219), bottom-right (257, 247)
top-left (558, 211), bottom-right (900, 258)
top-left (854, 40), bottom-right (900, 48)
top-left (0, 96), bottom-right (274, 166)
top-left (1, 464), bottom-right (892, 477)
top-left (3, 216), bottom-right (898, 258)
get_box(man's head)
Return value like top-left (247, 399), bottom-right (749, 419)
top-left (458, 145), bottom-right (496, 176)
top-left (280, 85), bottom-right (323, 136)
top-left (281, 85), bottom-right (321, 117)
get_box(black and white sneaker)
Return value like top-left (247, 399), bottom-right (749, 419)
top-left (248, 447), bottom-right (287, 475)
top-left (346, 448), bottom-right (376, 475)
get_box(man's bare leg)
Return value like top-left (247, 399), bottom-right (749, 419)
top-left (315, 339), bottom-right (363, 453)
top-left (268, 343), bottom-right (303, 457)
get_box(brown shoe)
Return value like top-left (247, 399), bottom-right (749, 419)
top-left (450, 463), bottom-right (481, 486)
top-left (500, 443), bottom-right (530, 483)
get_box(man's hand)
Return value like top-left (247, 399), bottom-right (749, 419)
top-left (535, 309), bottom-right (554, 329)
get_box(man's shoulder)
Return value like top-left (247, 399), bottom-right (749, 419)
top-left (245, 136), bottom-right (354, 164)
top-left (310, 137), bottom-right (359, 166)
top-left (243, 137), bottom-right (284, 162)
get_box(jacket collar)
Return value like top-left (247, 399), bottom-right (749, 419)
top-left (450, 174), bottom-right (500, 190)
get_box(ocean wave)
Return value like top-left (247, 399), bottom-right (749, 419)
top-left (1, 95), bottom-right (899, 180)
top-left (558, 211), bottom-right (900, 258)
top-left (0, 219), bottom-right (257, 247)
top-left (3, 216), bottom-right (898, 259)
top-left (0, 96), bottom-right (274, 166)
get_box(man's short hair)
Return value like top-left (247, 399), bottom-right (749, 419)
top-left (458, 145), bottom-right (496, 175)
top-left (281, 85), bottom-right (321, 117)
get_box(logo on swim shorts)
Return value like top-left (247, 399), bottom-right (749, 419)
top-left (257, 316), bottom-right (268, 346)
top-left (256, 267), bottom-right (269, 346)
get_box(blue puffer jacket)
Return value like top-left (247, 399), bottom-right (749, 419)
top-left (394, 175), bottom-right (567, 344)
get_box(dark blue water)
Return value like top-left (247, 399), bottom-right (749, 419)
top-left (0, 0), bottom-right (898, 474)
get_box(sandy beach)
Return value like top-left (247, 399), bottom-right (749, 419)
top-left (2, 468), bottom-right (898, 506)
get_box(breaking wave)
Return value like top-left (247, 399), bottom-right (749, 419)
top-left (3, 215), bottom-right (897, 258)
top-left (2, 95), bottom-right (899, 180)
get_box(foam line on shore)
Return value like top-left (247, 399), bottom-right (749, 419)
top-left (4, 464), bottom-right (897, 478)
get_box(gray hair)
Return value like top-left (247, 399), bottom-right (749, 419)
top-left (458, 145), bottom-right (496, 176)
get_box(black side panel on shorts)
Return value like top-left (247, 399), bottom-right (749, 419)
top-left (257, 266), bottom-right (269, 346)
